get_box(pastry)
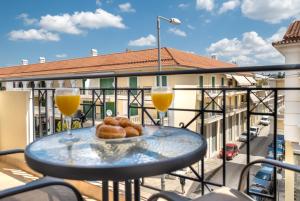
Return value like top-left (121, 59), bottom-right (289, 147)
top-left (96, 125), bottom-right (126, 139)
top-left (104, 117), bottom-right (119, 126)
top-left (119, 118), bottom-right (134, 128)
top-left (124, 126), bottom-right (139, 137)
top-left (133, 124), bottom-right (143, 135)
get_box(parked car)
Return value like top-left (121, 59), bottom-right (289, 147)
top-left (250, 126), bottom-right (260, 136)
top-left (259, 116), bottom-right (270, 126)
top-left (249, 184), bottom-right (271, 200)
top-left (267, 146), bottom-right (284, 161)
top-left (262, 156), bottom-right (282, 173)
top-left (239, 132), bottom-right (255, 142)
top-left (251, 167), bottom-right (274, 194)
top-left (268, 140), bottom-right (285, 154)
top-left (219, 143), bottom-right (239, 160)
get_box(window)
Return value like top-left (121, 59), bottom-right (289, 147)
top-left (221, 77), bottom-right (225, 87)
top-left (129, 76), bottom-right (138, 95)
top-left (211, 76), bottom-right (216, 88)
top-left (100, 77), bottom-right (114, 95)
top-left (199, 76), bottom-right (204, 88)
top-left (156, 76), bottom-right (167, 86)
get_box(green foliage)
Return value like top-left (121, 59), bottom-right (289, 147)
top-left (56, 120), bottom-right (81, 132)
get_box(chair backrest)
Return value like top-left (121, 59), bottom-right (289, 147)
top-left (0, 179), bottom-right (84, 201)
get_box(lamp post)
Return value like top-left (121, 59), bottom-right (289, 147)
top-left (157, 16), bottom-right (181, 86)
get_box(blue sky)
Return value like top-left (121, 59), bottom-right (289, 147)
top-left (1, 0), bottom-right (299, 67)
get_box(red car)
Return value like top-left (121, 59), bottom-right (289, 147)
top-left (219, 143), bottom-right (239, 160)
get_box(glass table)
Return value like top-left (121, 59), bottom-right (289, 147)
top-left (25, 126), bottom-right (207, 201)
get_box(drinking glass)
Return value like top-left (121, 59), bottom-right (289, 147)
top-left (151, 86), bottom-right (173, 127)
top-left (55, 88), bottom-right (81, 143)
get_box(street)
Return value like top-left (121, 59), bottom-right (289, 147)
top-left (189, 124), bottom-right (285, 200)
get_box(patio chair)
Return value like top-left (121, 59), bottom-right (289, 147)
top-left (148, 158), bottom-right (300, 201)
top-left (0, 149), bottom-right (84, 201)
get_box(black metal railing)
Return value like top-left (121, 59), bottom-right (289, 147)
top-left (6, 63), bottom-right (300, 200)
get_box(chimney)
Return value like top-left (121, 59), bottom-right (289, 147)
top-left (211, 54), bottom-right (218, 60)
top-left (39, 57), bottom-right (46, 63)
top-left (21, 59), bottom-right (28, 65)
top-left (91, 49), bottom-right (98, 57)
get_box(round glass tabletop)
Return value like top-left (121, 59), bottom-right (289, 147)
top-left (25, 126), bottom-right (207, 181)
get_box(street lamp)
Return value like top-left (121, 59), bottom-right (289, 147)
top-left (156, 16), bottom-right (181, 191)
top-left (157, 16), bottom-right (181, 86)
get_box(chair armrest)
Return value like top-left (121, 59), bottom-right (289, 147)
top-left (0, 177), bottom-right (84, 201)
top-left (238, 158), bottom-right (300, 191)
top-left (0, 149), bottom-right (24, 156)
top-left (148, 191), bottom-right (190, 201)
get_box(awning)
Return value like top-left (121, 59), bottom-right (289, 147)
top-left (246, 76), bottom-right (257, 84)
top-left (250, 93), bottom-right (260, 103)
top-left (232, 75), bottom-right (252, 86)
top-left (225, 74), bottom-right (233, 79)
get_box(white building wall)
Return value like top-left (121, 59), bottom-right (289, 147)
top-left (276, 44), bottom-right (300, 142)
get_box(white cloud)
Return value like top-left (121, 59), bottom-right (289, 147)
top-left (196, 0), bottom-right (215, 11)
top-left (118, 2), bottom-right (135, 13)
top-left (128, 34), bottom-right (156, 46)
top-left (9, 29), bottom-right (60, 41)
top-left (218, 0), bottom-right (240, 14)
top-left (267, 27), bottom-right (286, 42)
top-left (39, 9), bottom-right (125, 35)
top-left (206, 27), bottom-right (285, 65)
top-left (56, 53), bottom-right (67, 58)
top-left (168, 28), bottom-right (187, 37)
top-left (72, 9), bottom-right (126, 29)
top-left (178, 3), bottom-right (189, 8)
top-left (241, 0), bottom-right (300, 24)
top-left (187, 24), bottom-right (195, 30)
top-left (17, 13), bottom-right (38, 25)
top-left (40, 14), bottom-right (82, 35)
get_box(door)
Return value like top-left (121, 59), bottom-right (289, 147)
top-left (100, 102), bottom-right (115, 119)
top-left (156, 75), bottom-right (167, 86)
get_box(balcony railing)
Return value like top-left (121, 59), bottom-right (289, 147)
top-left (2, 63), bottom-right (300, 200)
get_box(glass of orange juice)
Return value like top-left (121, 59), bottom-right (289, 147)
top-left (55, 88), bottom-right (81, 143)
top-left (151, 86), bottom-right (173, 127)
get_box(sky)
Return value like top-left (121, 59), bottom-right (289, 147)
top-left (0, 0), bottom-right (299, 67)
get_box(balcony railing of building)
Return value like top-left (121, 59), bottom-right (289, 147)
top-left (2, 63), bottom-right (300, 201)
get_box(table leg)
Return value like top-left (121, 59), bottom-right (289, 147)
top-left (134, 179), bottom-right (140, 201)
top-left (113, 181), bottom-right (119, 201)
top-left (102, 180), bottom-right (109, 201)
top-left (125, 180), bottom-right (132, 201)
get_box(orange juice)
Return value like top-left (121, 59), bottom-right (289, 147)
top-left (151, 92), bottom-right (173, 112)
top-left (56, 95), bottom-right (80, 116)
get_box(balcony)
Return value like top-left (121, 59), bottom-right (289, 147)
top-left (0, 64), bottom-right (300, 201)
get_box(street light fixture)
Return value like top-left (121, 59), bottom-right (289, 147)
top-left (157, 16), bottom-right (181, 86)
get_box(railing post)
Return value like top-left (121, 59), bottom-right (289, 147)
top-left (200, 89), bottom-right (205, 195)
top-left (114, 77), bottom-right (118, 116)
top-left (246, 89), bottom-right (251, 194)
top-left (222, 89), bottom-right (226, 186)
top-left (273, 89), bottom-right (278, 201)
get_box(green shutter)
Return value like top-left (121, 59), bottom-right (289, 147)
top-left (130, 103), bottom-right (138, 116)
top-left (156, 76), bottom-right (167, 86)
top-left (212, 76), bottom-right (216, 88)
top-left (129, 77), bottom-right (137, 95)
top-left (83, 100), bottom-right (94, 119)
top-left (199, 76), bottom-right (203, 88)
top-left (100, 77), bottom-right (114, 95)
top-left (221, 77), bottom-right (224, 87)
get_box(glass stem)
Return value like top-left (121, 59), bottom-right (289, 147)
top-left (159, 112), bottom-right (165, 128)
top-left (65, 116), bottom-right (72, 135)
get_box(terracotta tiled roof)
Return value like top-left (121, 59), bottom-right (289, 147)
top-left (273, 20), bottom-right (300, 45)
top-left (0, 47), bottom-right (236, 79)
